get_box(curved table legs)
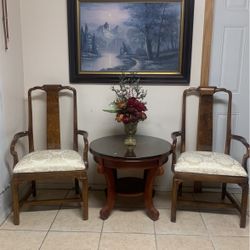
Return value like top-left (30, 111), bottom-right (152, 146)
top-left (99, 167), bottom-right (116, 220)
top-left (98, 163), bottom-right (161, 221)
top-left (144, 167), bottom-right (160, 221)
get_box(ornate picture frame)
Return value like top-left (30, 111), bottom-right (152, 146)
top-left (67, 0), bottom-right (194, 84)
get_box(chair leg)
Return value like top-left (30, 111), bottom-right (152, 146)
top-left (11, 179), bottom-right (20, 225)
top-left (171, 177), bottom-right (182, 222)
top-left (221, 183), bottom-right (227, 200)
top-left (75, 179), bottom-right (80, 194)
top-left (31, 180), bottom-right (36, 197)
top-left (240, 182), bottom-right (249, 228)
top-left (81, 176), bottom-right (88, 220)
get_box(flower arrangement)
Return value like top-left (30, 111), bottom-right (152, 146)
top-left (104, 73), bottom-right (147, 124)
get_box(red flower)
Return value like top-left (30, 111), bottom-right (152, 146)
top-left (113, 97), bottom-right (147, 123)
top-left (127, 97), bottom-right (147, 112)
top-left (105, 76), bottom-right (147, 124)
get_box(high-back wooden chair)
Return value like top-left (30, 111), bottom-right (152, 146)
top-left (10, 85), bottom-right (88, 225)
top-left (171, 86), bottom-right (249, 227)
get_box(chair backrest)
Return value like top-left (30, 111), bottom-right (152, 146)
top-left (180, 86), bottom-right (232, 154)
top-left (27, 85), bottom-right (78, 152)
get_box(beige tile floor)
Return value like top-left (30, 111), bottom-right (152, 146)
top-left (0, 189), bottom-right (249, 250)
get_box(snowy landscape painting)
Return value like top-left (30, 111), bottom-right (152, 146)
top-left (79, 2), bottom-right (182, 72)
top-left (67, 0), bottom-right (194, 83)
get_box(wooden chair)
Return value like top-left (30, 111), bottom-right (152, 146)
top-left (171, 86), bottom-right (249, 228)
top-left (10, 85), bottom-right (88, 225)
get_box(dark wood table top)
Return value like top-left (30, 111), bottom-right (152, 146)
top-left (89, 135), bottom-right (172, 160)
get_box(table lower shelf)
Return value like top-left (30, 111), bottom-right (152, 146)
top-left (116, 177), bottom-right (144, 197)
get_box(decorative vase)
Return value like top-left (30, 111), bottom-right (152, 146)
top-left (124, 122), bottom-right (138, 146)
top-left (124, 146), bottom-right (136, 157)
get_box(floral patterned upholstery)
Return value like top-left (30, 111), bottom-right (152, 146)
top-left (13, 150), bottom-right (85, 173)
top-left (175, 151), bottom-right (247, 177)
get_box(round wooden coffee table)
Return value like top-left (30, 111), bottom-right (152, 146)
top-left (90, 135), bottom-right (172, 220)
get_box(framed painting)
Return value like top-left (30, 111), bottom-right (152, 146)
top-left (67, 0), bottom-right (194, 84)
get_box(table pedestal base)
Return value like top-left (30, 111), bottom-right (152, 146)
top-left (98, 166), bottom-right (161, 221)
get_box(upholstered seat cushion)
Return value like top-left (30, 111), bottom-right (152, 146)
top-left (175, 151), bottom-right (247, 177)
top-left (13, 149), bottom-right (85, 173)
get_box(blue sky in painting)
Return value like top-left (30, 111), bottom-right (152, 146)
top-left (80, 3), bottom-right (130, 29)
top-left (80, 2), bottom-right (180, 30)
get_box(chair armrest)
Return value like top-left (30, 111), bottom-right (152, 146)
top-left (10, 131), bottom-right (29, 167)
top-left (231, 134), bottom-right (249, 149)
top-left (231, 134), bottom-right (250, 171)
top-left (171, 131), bottom-right (183, 166)
top-left (171, 131), bottom-right (183, 145)
top-left (77, 130), bottom-right (89, 169)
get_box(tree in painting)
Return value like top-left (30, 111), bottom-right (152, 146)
top-left (80, 2), bottom-right (181, 72)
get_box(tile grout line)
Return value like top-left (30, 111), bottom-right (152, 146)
top-left (1, 190), bottom-right (248, 249)
top-left (153, 221), bottom-right (158, 250)
top-left (200, 211), bottom-right (216, 250)
top-left (97, 231), bottom-right (157, 236)
top-left (0, 210), bottom-right (12, 228)
top-left (0, 228), bottom-right (48, 232)
top-left (193, 192), bottom-right (213, 242)
top-left (38, 189), bottom-right (70, 250)
top-left (193, 192), bottom-right (217, 250)
top-left (38, 207), bottom-right (61, 250)
top-left (97, 217), bottom-right (105, 250)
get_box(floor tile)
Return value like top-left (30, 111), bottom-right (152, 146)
top-left (103, 210), bottom-right (154, 234)
top-left (0, 230), bottom-right (46, 250)
top-left (115, 195), bottom-right (145, 208)
top-left (212, 236), bottom-right (249, 250)
top-left (89, 190), bottom-right (106, 208)
top-left (233, 193), bottom-right (250, 215)
top-left (156, 234), bottom-right (214, 250)
top-left (1, 210), bottom-right (58, 231)
top-left (153, 191), bottom-right (171, 209)
top-left (193, 191), bottom-right (231, 203)
top-left (99, 233), bottom-right (156, 250)
top-left (194, 191), bottom-right (247, 208)
top-left (155, 209), bottom-right (208, 235)
top-left (23, 189), bottom-right (68, 211)
top-left (2, 189), bottom-right (249, 249)
top-left (201, 212), bottom-right (249, 236)
top-left (193, 192), bottom-right (238, 213)
top-left (28, 188), bottom-right (68, 200)
top-left (84, 190), bottom-right (146, 209)
top-left (154, 191), bottom-right (194, 209)
top-left (66, 190), bottom-right (106, 208)
top-left (232, 193), bottom-right (241, 203)
top-left (51, 207), bottom-right (103, 232)
top-left (40, 231), bottom-right (100, 250)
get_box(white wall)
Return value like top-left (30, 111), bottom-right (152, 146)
top-left (0, 0), bottom-right (25, 223)
top-left (20, 0), bottom-right (206, 190)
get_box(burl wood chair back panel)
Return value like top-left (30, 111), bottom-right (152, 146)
top-left (181, 87), bottom-right (232, 154)
top-left (27, 85), bottom-right (78, 152)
